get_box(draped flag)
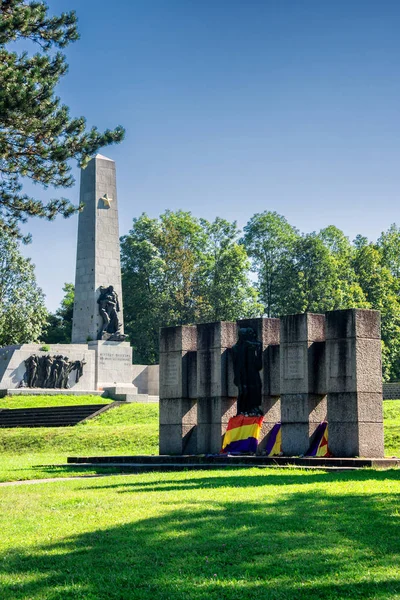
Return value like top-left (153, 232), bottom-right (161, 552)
top-left (221, 415), bottom-right (264, 454)
top-left (306, 421), bottom-right (331, 457)
top-left (264, 423), bottom-right (282, 457)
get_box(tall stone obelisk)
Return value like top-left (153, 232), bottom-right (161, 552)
top-left (72, 154), bottom-right (124, 343)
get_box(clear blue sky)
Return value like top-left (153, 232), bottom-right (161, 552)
top-left (20, 0), bottom-right (400, 311)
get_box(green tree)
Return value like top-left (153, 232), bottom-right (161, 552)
top-left (0, 230), bottom-right (47, 345)
top-left (242, 211), bottom-right (299, 316)
top-left (0, 0), bottom-right (124, 237)
top-left (121, 211), bottom-right (260, 363)
top-left (353, 242), bottom-right (400, 381)
top-left (197, 217), bottom-right (261, 322)
top-left (42, 282), bottom-right (74, 343)
top-left (377, 224), bottom-right (400, 279)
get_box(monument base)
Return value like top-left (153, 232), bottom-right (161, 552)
top-left (0, 342), bottom-right (159, 397)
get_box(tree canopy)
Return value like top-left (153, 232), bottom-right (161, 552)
top-left (0, 229), bottom-right (47, 345)
top-left (0, 0), bottom-right (124, 238)
top-left (121, 211), bottom-right (260, 363)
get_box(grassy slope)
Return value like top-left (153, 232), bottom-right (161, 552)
top-left (0, 468), bottom-right (399, 600)
top-left (0, 400), bottom-right (398, 483)
top-left (0, 394), bottom-right (113, 409)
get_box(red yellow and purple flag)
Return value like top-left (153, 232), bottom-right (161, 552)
top-left (221, 415), bottom-right (264, 454)
top-left (306, 421), bottom-right (331, 457)
top-left (264, 422), bottom-right (282, 457)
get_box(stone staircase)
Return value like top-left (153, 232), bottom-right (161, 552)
top-left (0, 404), bottom-right (113, 428)
top-left (104, 385), bottom-right (159, 403)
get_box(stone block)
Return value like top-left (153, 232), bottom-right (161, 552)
top-left (197, 422), bottom-right (225, 454)
top-left (280, 343), bottom-right (308, 394)
top-left (197, 397), bottom-right (236, 425)
top-left (237, 317), bottom-right (280, 345)
top-left (327, 422), bottom-right (359, 458)
top-left (197, 347), bottom-right (232, 398)
top-left (159, 398), bottom-right (197, 425)
top-left (197, 321), bottom-right (237, 351)
top-left (355, 339), bottom-right (382, 392)
top-left (261, 396), bottom-right (281, 422)
top-left (308, 342), bottom-right (326, 394)
top-left (326, 338), bottom-right (355, 392)
top-left (357, 422), bottom-right (384, 457)
top-left (326, 309), bottom-right (381, 341)
top-left (159, 424), bottom-right (196, 455)
top-left (187, 351), bottom-right (197, 399)
top-left (281, 423), bottom-right (310, 456)
top-left (159, 351), bottom-right (184, 399)
top-left (281, 394), bottom-right (326, 424)
top-left (159, 325), bottom-right (197, 353)
top-left (88, 341), bottom-right (132, 388)
top-left (327, 392), bottom-right (383, 423)
top-left (281, 313), bottom-right (325, 344)
top-left (266, 344), bottom-right (280, 396)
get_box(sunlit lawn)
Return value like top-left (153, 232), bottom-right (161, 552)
top-left (0, 400), bottom-right (399, 482)
top-left (0, 468), bottom-right (399, 600)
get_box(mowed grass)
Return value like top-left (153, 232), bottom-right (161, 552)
top-left (0, 468), bottom-right (399, 600)
top-left (0, 394), bottom-right (113, 409)
top-left (0, 399), bottom-right (398, 483)
top-left (0, 403), bottom-right (159, 482)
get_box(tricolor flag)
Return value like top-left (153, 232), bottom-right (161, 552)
top-left (264, 423), bottom-right (282, 457)
top-left (221, 415), bottom-right (264, 454)
top-left (306, 421), bottom-right (332, 457)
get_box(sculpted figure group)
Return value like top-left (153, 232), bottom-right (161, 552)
top-left (97, 285), bottom-right (127, 341)
top-left (23, 355), bottom-right (86, 389)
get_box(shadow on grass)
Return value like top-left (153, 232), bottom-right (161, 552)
top-left (78, 467), bottom-right (400, 494)
top-left (0, 472), bottom-right (399, 599)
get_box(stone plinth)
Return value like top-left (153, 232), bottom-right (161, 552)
top-left (326, 309), bottom-right (384, 457)
top-left (72, 154), bottom-right (124, 344)
top-left (196, 321), bottom-right (237, 454)
top-left (88, 341), bottom-right (133, 389)
top-left (238, 317), bottom-right (281, 452)
top-left (280, 313), bottom-right (327, 455)
top-left (159, 326), bottom-right (197, 454)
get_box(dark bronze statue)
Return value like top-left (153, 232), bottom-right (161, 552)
top-left (232, 327), bottom-right (263, 416)
top-left (22, 354), bottom-right (86, 389)
top-left (98, 285), bottom-right (121, 338)
top-left (25, 355), bottom-right (39, 388)
top-left (97, 285), bottom-right (127, 340)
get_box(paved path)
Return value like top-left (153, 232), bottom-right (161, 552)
top-left (0, 474), bottom-right (108, 487)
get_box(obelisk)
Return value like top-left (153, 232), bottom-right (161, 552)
top-left (72, 154), bottom-right (124, 343)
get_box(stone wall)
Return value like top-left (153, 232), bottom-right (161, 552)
top-left (383, 383), bottom-right (400, 400)
top-left (159, 309), bottom-right (384, 458)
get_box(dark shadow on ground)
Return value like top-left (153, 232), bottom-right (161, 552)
top-left (78, 467), bottom-right (400, 494)
top-left (0, 471), bottom-right (399, 599)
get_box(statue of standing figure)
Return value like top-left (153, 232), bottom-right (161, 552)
top-left (25, 355), bottom-right (39, 388)
top-left (232, 327), bottom-right (263, 416)
top-left (97, 285), bottom-right (122, 339)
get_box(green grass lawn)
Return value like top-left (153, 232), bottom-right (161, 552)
top-left (0, 468), bottom-right (399, 600)
top-left (0, 394), bottom-right (113, 409)
top-left (0, 399), bottom-right (398, 483)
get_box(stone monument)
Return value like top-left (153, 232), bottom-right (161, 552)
top-left (0, 155), bottom-right (159, 400)
top-left (159, 309), bottom-right (384, 458)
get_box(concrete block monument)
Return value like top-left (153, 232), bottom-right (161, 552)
top-left (159, 326), bottom-right (197, 454)
top-left (280, 313), bottom-right (327, 456)
top-left (159, 309), bottom-right (384, 458)
top-left (326, 309), bottom-right (384, 457)
top-left (196, 321), bottom-right (237, 453)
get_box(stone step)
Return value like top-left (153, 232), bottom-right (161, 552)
top-left (2, 389), bottom-right (106, 397)
top-left (0, 404), bottom-right (111, 428)
top-left (67, 455), bottom-right (400, 468)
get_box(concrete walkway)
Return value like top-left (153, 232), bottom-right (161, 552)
top-left (0, 474), bottom-right (107, 487)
